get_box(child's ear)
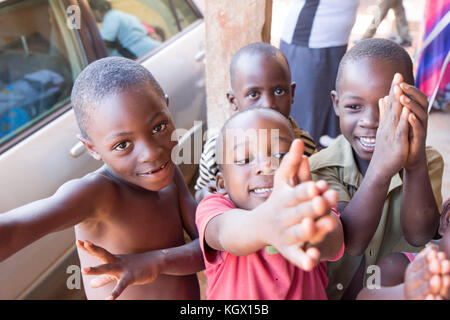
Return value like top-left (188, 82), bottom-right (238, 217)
top-left (330, 90), bottom-right (340, 117)
top-left (226, 91), bottom-right (238, 111)
top-left (77, 134), bottom-right (102, 161)
top-left (215, 172), bottom-right (227, 195)
top-left (290, 82), bottom-right (296, 104)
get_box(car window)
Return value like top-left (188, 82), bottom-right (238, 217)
top-left (0, 0), bottom-right (85, 148)
top-left (87, 0), bottom-right (200, 60)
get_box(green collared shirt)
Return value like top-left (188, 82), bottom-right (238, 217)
top-left (309, 135), bottom-right (444, 300)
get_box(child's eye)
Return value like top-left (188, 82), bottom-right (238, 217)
top-left (345, 104), bottom-right (362, 111)
top-left (247, 91), bottom-right (260, 99)
top-left (274, 88), bottom-right (286, 96)
top-left (114, 141), bottom-right (131, 151)
top-left (152, 121), bottom-right (168, 133)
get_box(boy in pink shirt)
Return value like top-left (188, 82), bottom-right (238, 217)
top-left (196, 108), bottom-right (344, 300)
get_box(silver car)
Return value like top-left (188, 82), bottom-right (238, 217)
top-left (0, 0), bottom-right (206, 299)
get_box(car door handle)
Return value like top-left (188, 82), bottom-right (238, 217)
top-left (195, 50), bottom-right (205, 62)
top-left (70, 141), bottom-right (86, 158)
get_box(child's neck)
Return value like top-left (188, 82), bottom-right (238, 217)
top-left (352, 149), bottom-right (370, 177)
top-left (101, 165), bottom-right (156, 193)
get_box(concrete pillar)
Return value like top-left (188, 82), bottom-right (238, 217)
top-left (204, 0), bottom-right (273, 138)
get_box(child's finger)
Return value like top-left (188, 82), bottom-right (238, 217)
top-left (288, 181), bottom-right (320, 206)
top-left (305, 247), bottom-right (321, 262)
top-left (107, 276), bottom-right (131, 300)
top-left (396, 106), bottom-right (410, 141)
top-left (390, 74), bottom-right (404, 124)
top-left (285, 217), bottom-right (316, 243)
top-left (90, 275), bottom-right (116, 288)
top-left (378, 96), bottom-right (388, 122)
top-left (441, 260), bottom-right (450, 274)
top-left (290, 196), bottom-right (330, 222)
top-left (401, 95), bottom-right (427, 126)
top-left (275, 139), bottom-right (304, 186)
top-left (400, 83), bottom-right (429, 110)
top-left (77, 240), bottom-right (118, 263)
top-left (430, 275), bottom-right (442, 295)
top-left (322, 189), bottom-right (338, 208)
top-left (440, 275), bottom-right (450, 298)
top-left (83, 263), bottom-right (121, 276)
top-left (281, 245), bottom-right (317, 271)
top-left (297, 155), bottom-right (312, 183)
top-left (309, 215), bottom-right (336, 244)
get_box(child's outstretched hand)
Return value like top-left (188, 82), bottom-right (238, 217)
top-left (262, 139), bottom-right (338, 271)
top-left (373, 73), bottom-right (410, 177)
top-left (404, 244), bottom-right (450, 300)
top-left (77, 240), bottom-right (161, 300)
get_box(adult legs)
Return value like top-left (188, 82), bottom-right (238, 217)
top-left (362, 0), bottom-right (395, 39)
top-left (393, 0), bottom-right (412, 44)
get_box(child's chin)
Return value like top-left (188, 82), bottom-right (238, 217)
top-left (139, 163), bottom-right (175, 191)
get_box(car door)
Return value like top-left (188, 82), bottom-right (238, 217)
top-left (0, 0), bottom-right (205, 299)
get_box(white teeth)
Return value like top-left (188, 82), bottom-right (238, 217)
top-left (252, 188), bottom-right (273, 194)
top-left (360, 137), bottom-right (376, 147)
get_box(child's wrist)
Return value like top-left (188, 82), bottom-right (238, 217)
top-left (365, 164), bottom-right (392, 187)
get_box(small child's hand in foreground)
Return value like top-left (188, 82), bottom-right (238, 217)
top-left (262, 140), bottom-right (339, 271)
top-left (77, 240), bottom-right (162, 300)
top-left (404, 244), bottom-right (450, 300)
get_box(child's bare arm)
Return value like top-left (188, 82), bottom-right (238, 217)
top-left (173, 165), bottom-right (205, 272)
top-left (174, 166), bottom-right (199, 239)
top-left (399, 83), bottom-right (440, 245)
top-left (204, 140), bottom-right (338, 270)
top-left (0, 176), bottom-right (104, 262)
top-left (340, 74), bottom-right (410, 256)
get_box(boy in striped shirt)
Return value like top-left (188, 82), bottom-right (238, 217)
top-left (195, 42), bottom-right (316, 202)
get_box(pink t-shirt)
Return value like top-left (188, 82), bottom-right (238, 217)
top-left (196, 194), bottom-right (344, 300)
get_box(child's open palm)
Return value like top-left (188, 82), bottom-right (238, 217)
top-left (262, 139), bottom-right (338, 271)
top-left (77, 240), bottom-right (161, 300)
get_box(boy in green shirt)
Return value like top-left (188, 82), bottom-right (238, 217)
top-left (309, 38), bottom-right (443, 299)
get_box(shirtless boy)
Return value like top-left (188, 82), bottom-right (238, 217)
top-left (0, 57), bottom-right (203, 300)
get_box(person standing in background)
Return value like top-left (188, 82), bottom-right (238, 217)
top-left (280, 0), bottom-right (359, 147)
top-left (362, 0), bottom-right (413, 47)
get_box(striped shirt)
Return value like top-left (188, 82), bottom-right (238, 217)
top-left (194, 116), bottom-right (317, 190)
